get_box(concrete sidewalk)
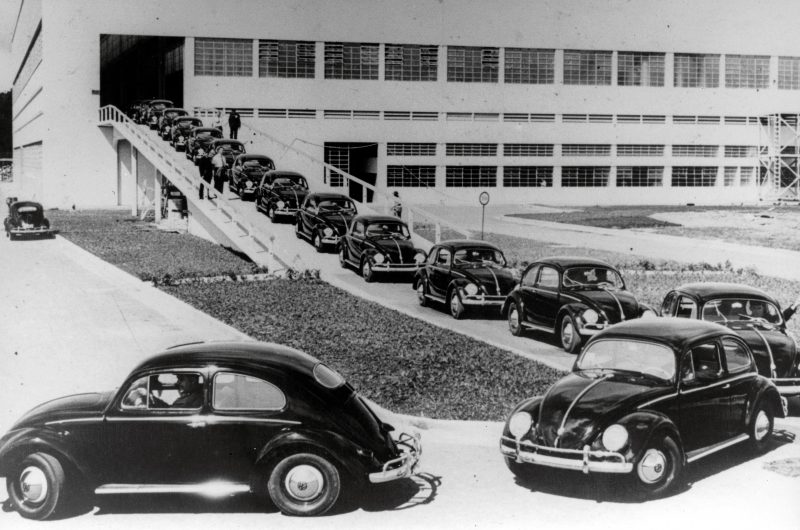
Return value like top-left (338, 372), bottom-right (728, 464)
top-left (426, 204), bottom-right (800, 281)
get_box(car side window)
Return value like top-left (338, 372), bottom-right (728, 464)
top-left (675, 296), bottom-right (697, 319)
top-left (212, 372), bottom-right (286, 411)
top-left (661, 292), bottom-right (677, 316)
top-left (436, 249), bottom-right (451, 267)
top-left (521, 266), bottom-right (539, 288)
top-left (120, 372), bottom-right (205, 410)
top-left (536, 267), bottom-right (559, 290)
top-left (684, 342), bottom-right (722, 383)
top-left (722, 338), bottom-right (752, 374)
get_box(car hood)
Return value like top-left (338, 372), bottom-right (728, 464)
top-left (274, 188), bottom-right (308, 206)
top-left (12, 391), bottom-right (114, 429)
top-left (318, 211), bottom-right (356, 235)
top-left (532, 372), bottom-right (670, 449)
top-left (457, 266), bottom-right (517, 296)
top-left (566, 289), bottom-right (640, 323)
top-left (370, 237), bottom-right (418, 263)
top-left (720, 325), bottom-right (797, 378)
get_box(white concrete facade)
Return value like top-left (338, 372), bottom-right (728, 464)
top-left (10, 0), bottom-right (800, 208)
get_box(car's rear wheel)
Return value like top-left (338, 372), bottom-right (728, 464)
top-left (449, 290), bottom-right (465, 319)
top-left (313, 233), bottom-right (324, 253)
top-left (749, 401), bottom-right (774, 453)
top-left (416, 279), bottom-right (428, 306)
top-left (7, 453), bottom-right (67, 520)
top-left (267, 452), bottom-right (341, 517)
top-left (559, 315), bottom-right (582, 354)
top-left (361, 258), bottom-right (375, 282)
top-left (507, 301), bottom-right (524, 336)
top-left (632, 435), bottom-right (682, 499)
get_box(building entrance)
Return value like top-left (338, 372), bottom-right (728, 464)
top-left (324, 143), bottom-right (378, 203)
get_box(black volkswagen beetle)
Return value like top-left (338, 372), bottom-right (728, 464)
top-left (0, 342), bottom-right (420, 520)
top-left (503, 257), bottom-right (655, 353)
top-left (229, 154), bottom-right (275, 200)
top-left (158, 108), bottom-right (189, 140)
top-left (414, 240), bottom-right (518, 319)
top-left (500, 318), bottom-right (784, 498)
top-left (186, 127), bottom-right (223, 163)
top-left (4, 199), bottom-right (53, 239)
top-left (660, 283), bottom-right (800, 399)
top-left (170, 116), bottom-right (203, 151)
top-left (295, 192), bottom-right (358, 252)
top-left (339, 215), bottom-right (426, 282)
top-left (256, 170), bottom-right (310, 222)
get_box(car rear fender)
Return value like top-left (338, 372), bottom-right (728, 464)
top-left (748, 380), bottom-right (785, 420)
top-left (614, 411), bottom-right (683, 463)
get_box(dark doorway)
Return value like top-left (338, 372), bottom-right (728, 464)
top-left (324, 143), bottom-right (378, 203)
top-left (100, 35), bottom-right (184, 112)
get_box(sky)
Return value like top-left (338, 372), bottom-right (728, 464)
top-left (0, 0), bottom-right (19, 91)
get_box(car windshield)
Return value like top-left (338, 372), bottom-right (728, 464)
top-left (273, 176), bottom-right (308, 189)
top-left (318, 198), bottom-right (356, 212)
top-left (577, 339), bottom-right (675, 382)
top-left (701, 298), bottom-right (782, 326)
top-left (243, 159), bottom-right (272, 169)
top-left (197, 130), bottom-right (217, 138)
top-left (219, 144), bottom-right (244, 153)
top-left (453, 248), bottom-right (506, 267)
top-left (563, 267), bottom-right (624, 290)
top-left (365, 221), bottom-right (410, 239)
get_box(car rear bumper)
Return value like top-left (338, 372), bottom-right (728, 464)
top-left (499, 435), bottom-right (632, 474)
top-left (9, 227), bottom-right (53, 236)
top-left (369, 433), bottom-right (421, 483)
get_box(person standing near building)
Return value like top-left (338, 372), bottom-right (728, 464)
top-left (391, 191), bottom-right (403, 218)
top-left (211, 147), bottom-right (227, 195)
top-left (228, 110), bottom-right (241, 139)
top-left (212, 109), bottom-right (224, 133)
top-left (198, 147), bottom-right (213, 199)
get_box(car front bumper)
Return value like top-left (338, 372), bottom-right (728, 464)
top-left (369, 433), bottom-right (421, 483)
top-left (273, 208), bottom-right (299, 217)
top-left (461, 293), bottom-right (507, 308)
top-left (774, 377), bottom-right (800, 396)
top-left (499, 435), bottom-right (632, 474)
top-left (9, 227), bottom-right (53, 236)
top-left (372, 262), bottom-right (419, 273)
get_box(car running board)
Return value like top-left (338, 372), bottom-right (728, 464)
top-left (95, 482), bottom-right (251, 497)
top-left (685, 433), bottom-right (749, 463)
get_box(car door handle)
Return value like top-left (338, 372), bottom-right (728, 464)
top-left (187, 421), bottom-right (207, 428)
top-left (722, 384), bottom-right (730, 389)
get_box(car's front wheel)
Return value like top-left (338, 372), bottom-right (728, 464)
top-left (632, 435), bottom-right (682, 499)
top-left (7, 453), bottom-right (67, 520)
top-left (313, 232), bottom-right (324, 253)
top-left (449, 289), bottom-right (465, 319)
top-left (338, 245), bottom-right (348, 268)
top-left (295, 220), bottom-right (303, 239)
top-left (559, 315), bottom-right (582, 353)
top-left (749, 400), bottom-right (774, 453)
top-left (507, 301), bottom-right (524, 336)
top-left (268, 206), bottom-right (277, 223)
top-left (361, 258), bottom-right (375, 282)
top-left (267, 452), bottom-right (341, 517)
top-left (416, 279), bottom-right (428, 306)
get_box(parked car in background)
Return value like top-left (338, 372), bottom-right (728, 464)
top-left (145, 99), bottom-right (173, 129)
top-left (255, 170), bottom-right (309, 222)
top-left (127, 99), bottom-right (151, 121)
top-left (500, 318), bottom-right (784, 498)
top-left (229, 154), bottom-right (275, 200)
top-left (414, 240), bottom-right (518, 319)
top-left (132, 98), bottom-right (155, 123)
top-left (4, 199), bottom-right (54, 239)
top-left (338, 214), bottom-right (426, 282)
top-left (170, 116), bottom-right (203, 151)
top-left (0, 341), bottom-right (420, 520)
top-left (186, 127), bottom-right (223, 163)
top-left (503, 257), bottom-right (655, 353)
top-left (158, 108), bottom-right (188, 140)
top-left (295, 192), bottom-right (358, 252)
top-left (210, 139), bottom-right (247, 171)
top-left (660, 282), bottom-right (800, 398)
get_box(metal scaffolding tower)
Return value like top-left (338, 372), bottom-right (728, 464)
top-left (759, 113), bottom-right (800, 202)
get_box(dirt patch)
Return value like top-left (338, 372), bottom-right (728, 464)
top-left (763, 457), bottom-right (800, 478)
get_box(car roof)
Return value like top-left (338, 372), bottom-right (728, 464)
top-left (533, 256), bottom-right (615, 269)
top-left (175, 116), bottom-right (200, 122)
top-left (265, 170), bottom-right (304, 177)
top-left (671, 282), bottom-right (775, 303)
top-left (193, 127), bottom-right (219, 133)
top-left (237, 153), bottom-right (272, 161)
top-left (354, 214), bottom-right (406, 223)
top-left (436, 239), bottom-right (502, 251)
top-left (309, 192), bottom-right (351, 200)
top-left (588, 318), bottom-right (738, 353)
top-left (132, 341), bottom-right (321, 378)
top-left (163, 108), bottom-right (187, 114)
top-left (213, 139), bottom-right (244, 147)
top-left (10, 200), bottom-right (43, 211)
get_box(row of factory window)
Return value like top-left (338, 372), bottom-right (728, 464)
top-left (383, 143), bottom-right (762, 158)
top-left (199, 107), bottom-right (766, 126)
top-left (194, 38), bottom-right (800, 89)
top-left (365, 166), bottom-right (756, 188)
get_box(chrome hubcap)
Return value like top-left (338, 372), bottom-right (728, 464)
top-left (314, 235), bottom-right (321, 247)
top-left (754, 410), bottom-right (770, 441)
top-left (509, 308), bottom-right (520, 333)
top-left (637, 448), bottom-right (667, 484)
top-left (362, 261), bottom-right (371, 278)
top-left (562, 320), bottom-right (574, 346)
top-left (284, 464), bottom-right (324, 502)
top-left (19, 466), bottom-right (48, 504)
top-left (450, 294), bottom-right (460, 315)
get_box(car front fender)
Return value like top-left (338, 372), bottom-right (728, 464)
top-left (0, 428), bottom-right (94, 483)
top-left (611, 411), bottom-right (683, 464)
top-left (748, 378), bottom-right (785, 420)
top-left (502, 290), bottom-right (523, 316)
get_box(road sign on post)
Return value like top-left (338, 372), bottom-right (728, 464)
top-left (479, 191), bottom-right (490, 240)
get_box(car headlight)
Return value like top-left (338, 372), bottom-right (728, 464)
top-left (582, 309), bottom-right (599, 324)
top-left (640, 309), bottom-right (657, 320)
top-left (601, 424), bottom-right (628, 452)
top-left (464, 283), bottom-right (479, 296)
top-left (323, 227), bottom-right (334, 237)
top-left (414, 251), bottom-right (426, 264)
top-left (508, 412), bottom-right (533, 440)
top-left (277, 200), bottom-right (286, 209)
top-left (373, 253), bottom-right (385, 264)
